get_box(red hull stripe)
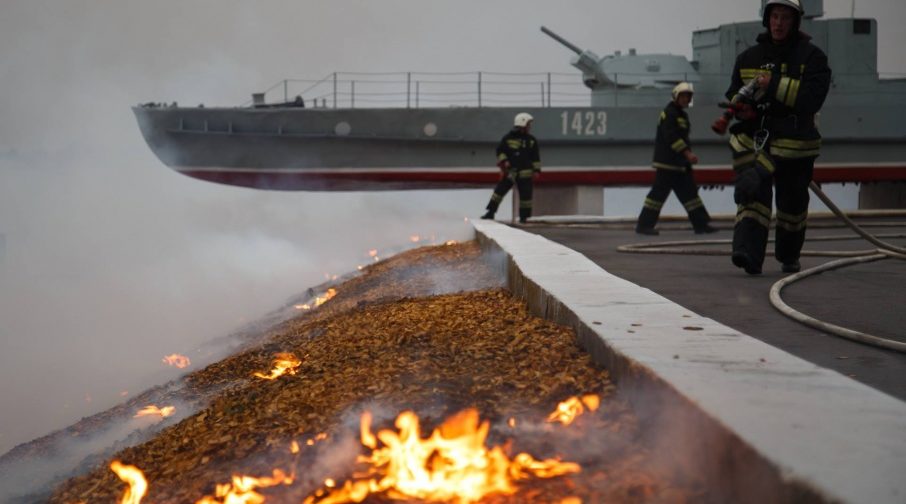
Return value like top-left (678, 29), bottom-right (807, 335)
top-left (179, 165), bottom-right (906, 191)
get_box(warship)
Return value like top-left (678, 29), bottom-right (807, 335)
top-left (133, 0), bottom-right (906, 204)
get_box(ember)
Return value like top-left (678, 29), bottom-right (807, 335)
top-left (304, 409), bottom-right (580, 504)
top-left (110, 461), bottom-right (147, 504)
top-left (133, 405), bottom-right (175, 419)
top-left (253, 352), bottom-right (302, 380)
top-left (547, 395), bottom-right (601, 426)
top-left (162, 353), bottom-right (191, 369)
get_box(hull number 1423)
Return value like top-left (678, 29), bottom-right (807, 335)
top-left (560, 111), bottom-right (607, 136)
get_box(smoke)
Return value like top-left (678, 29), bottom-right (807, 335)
top-left (1, 0), bottom-right (902, 461)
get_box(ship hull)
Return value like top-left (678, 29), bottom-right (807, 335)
top-left (133, 105), bottom-right (906, 191)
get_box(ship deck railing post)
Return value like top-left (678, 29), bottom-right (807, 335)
top-left (283, 80), bottom-right (287, 104)
top-left (351, 80), bottom-right (355, 109)
top-left (416, 81), bottom-right (420, 109)
top-left (540, 82), bottom-right (545, 107)
top-left (332, 72), bottom-right (337, 109)
top-left (547, 72), bottom-right (552, 107)
top-left (407, 72), bottom-right (411, 109)
top-left (478, 71), bottom-right (482, 108)
top-left (615, 73), bottom-right (619, 107)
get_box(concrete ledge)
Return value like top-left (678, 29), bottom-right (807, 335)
top-left (473, 219), bottom-right (906, 504)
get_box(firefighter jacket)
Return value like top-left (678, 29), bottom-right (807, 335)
top-left (726, 31), bottom-right (832, 161)
top-left (496, 127), bottom-right (541, 174)
top-left (652, 101), bottom-right (692, 171)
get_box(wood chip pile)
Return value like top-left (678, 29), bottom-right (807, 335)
top-left (46, 241), bottom-right (707, 503)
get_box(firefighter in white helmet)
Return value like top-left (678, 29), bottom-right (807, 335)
top-left (635, 82), bottom-right (717, 235)
top-left (724, 0), bottom-right (831, 275)
top-left (481, 112), bottom-right (541, 223)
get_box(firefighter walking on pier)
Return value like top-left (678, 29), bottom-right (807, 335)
top-left (636, 83), bottom-right (717, 235)
top-left (481, 112), bottom-right (541, 223)
top-left (725, 0), bottom-right (831, 275)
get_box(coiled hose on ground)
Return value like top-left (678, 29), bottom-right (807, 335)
top-left (617, 182), bottom-right (906, 353)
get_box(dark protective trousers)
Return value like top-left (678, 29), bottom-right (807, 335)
top-left (636, 168), bottom-right (711, 231)
top-left (485, 168), bottom-right (534, 220)
top-left (733, 157), bottom-right (815, 268)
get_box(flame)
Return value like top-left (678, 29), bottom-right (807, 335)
top-left (304, 409), bottom-right (580, 504)
top-left (291, 440), bottom-right (301, 454)
top-left (294, 303), bottom-right (311, 311)
top-left (110, 460), bottom-right (148, 504)
top-left (253, 353), bottom-right (302, 380)
top-left (546, 395), bottom-right (600, 426)
top-left (445, 240), bottom-right (458, 246)
top-left (134, 405), bottom-right (176, 419)
top-left (162, 354), bottom-right (191, 368)
top-left (195, 469), bottom-right (294, 504)
top-left (314, 288), bottom-right (337, 307)
top-left (409, 235), bottom-right (421, 243)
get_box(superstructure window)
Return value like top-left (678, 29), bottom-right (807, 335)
top-left (853, 19), bottom-right (871, 34)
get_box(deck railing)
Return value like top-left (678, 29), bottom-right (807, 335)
top-left (245, 70), bottom-right (906, 109)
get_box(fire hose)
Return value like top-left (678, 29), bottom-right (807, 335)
top-left (616, 188), bottom-right (906, 353)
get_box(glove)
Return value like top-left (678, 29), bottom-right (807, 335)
top-left (496, 160), bottom-right (511, 172)
top-left (733, 164), bottom-right (769, 205)
top-left (734, 103), bottom-right (757, 121)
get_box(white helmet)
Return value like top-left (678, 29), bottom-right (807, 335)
top-left (672, 82), bottom-right (695, 100)
top-left (762, 0), bottom-right (804, 28)
top-left (514, 112), bottom-right (534, 128)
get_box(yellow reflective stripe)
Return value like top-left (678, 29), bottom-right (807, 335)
top-left (497, 153), bottom-right (507, 161)
top-left (781, 63), bottom-right (788, 74)
top-left (671, 139), bottom-right (688, 152)
top-left (736, 202), bottom-right (773, 227)
top-left (732, 153), bottom-right (756, 168)
top-left (517, 169), bottom-right (534, 178)
top-left (736, 209), bottom-right (772, 228)
top-left (776, 211), bottom-right (808, 231)
top-left (757, 153), bottom-right (776, 173)
top-left (532, 161), bottom-right (541, 170)
top-left (772, 138), bottom-right (822, 149)
top-left (740, 68), bottom-right (761, 81)
top-left (506, 139), bottom-right (522, 149)
top-left (683, 197), bottom-right (704, 211)
top-left (519, 200), bottom-right (532, 208)
top-left (677, 118), bottom-right (689, 129)
top-left (769, 138), bottom-right (821, 159)
top-left (644, 197), bottom-right (664, 210)
top-left (652, 162), bottom-right (685, 171)
top-left (730, 133), bottom-right (755, 153)
top-left (490, 193), bottom-right (504, 203)
top-left (776, 76), bottom-right (792, 104)
top-left (785, 78), bottom-right (801, 107)
top-left (659, 111), bottom-right (666, 122)
top-left (770, 146), bottom-right (820, 158)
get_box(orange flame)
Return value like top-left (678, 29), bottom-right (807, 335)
top-left (110, 460), bottom-right (148, 504)
top-left (409, 235), bottom-right (421, 243)
top-left (253, 353), bottom-right (302, 380)
top-left (445, 240), bottom-right (458, 246)
top-left (134, 405), bottom-right (176, 419)
top-left (546, 395), bottom-right (600, 426)
top-left (314, 288), bottom-right (337, 307)
top-left (162, 354), bottom-right (191, 369)
top-left (195, 469), bottom-right (294, 504)
top-left (304, 409), bottom-right (580, 504)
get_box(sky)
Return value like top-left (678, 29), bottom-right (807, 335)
top-left (1, 0), bottom-right (904, 456)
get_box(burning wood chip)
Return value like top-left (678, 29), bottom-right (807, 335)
top-left (46, 242), bottom-right (707, 503)
top-left (252, 353), bottom-right (302, 380)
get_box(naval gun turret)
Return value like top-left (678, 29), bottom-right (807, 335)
top-left (541, 25), bottom-right (700, 107)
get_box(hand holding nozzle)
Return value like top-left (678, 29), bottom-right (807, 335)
top-left (711, 77), bottom-right (761, 135)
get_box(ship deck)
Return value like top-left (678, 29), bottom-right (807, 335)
top-left (519, 214), bottom-right (906, 401)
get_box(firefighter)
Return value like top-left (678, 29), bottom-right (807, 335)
top-left (726, 0), bottom-right (831, 274)
top-left (635, 82), bottom-right (717, 235)
top-left (481, 112), bottom-right (541, 223)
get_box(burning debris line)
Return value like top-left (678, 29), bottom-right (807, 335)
top-left (43, 242), bottom-right (707, 502)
